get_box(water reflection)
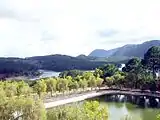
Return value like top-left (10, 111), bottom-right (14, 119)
top-left (91, 96), bottom-right (160, 120)
top-left (100, 101), bottom-right (160, 120)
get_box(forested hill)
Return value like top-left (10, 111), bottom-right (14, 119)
top-left (0, 57), bottom-right (40, 78)
top-left (1, 40), bottom-right (159, 78)
top-left (26, 54), bottom-right (107, 71)
top-left (0, 55), bottom-right (108, 78)
top-left (89, 40), bottom-right (160, 58)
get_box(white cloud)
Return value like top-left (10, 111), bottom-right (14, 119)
top-left (0, 0), bottom-right (160, 57)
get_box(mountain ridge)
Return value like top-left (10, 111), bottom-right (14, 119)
top-left (89, 40), bottom-right (160, 58)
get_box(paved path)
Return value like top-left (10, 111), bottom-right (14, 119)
top-left (44, 89), bottom-right (160, 109)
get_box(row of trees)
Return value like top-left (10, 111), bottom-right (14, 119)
top-left (34, 72), bottom-right (104, 98)
top-left (0, 71), bottom-right (105, 120)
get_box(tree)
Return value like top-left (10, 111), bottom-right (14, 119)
top-left (0, 81), bottom-right (46, 120)
top-left (105, 76), bottom-right (115, 87)
top-left (144, 46), bottom-right (160, 78)
top-left (83, 101), bottom-right (108, 120)
top-left (4, 81), bottom-right (17, 97)
top-left (45, 78), bottom-right (57, 97)
top-left (123, 58), bottom-right (146, 89)
top-left (56, 78), bottom-right (69, 94)
top-left (82, 72), bottom-right (94, 80)
top-left (87, 76), bottom-right (97, 90)
top-left (33, 79), bottom-right (47, 98)
top-left (59, 70), bottom-right (83, 78)
top-left (69, 81), bottom-right (79, 91)
top-left (112, 72), bottom-right (125, 88)
top-left (0, 96), bottom-right (46, 120)
top-left (99, 64), bottom-right (119, 78)
top-left (94, 68), bottom-right (103, 78)
top-left (16, 81), bottom-right (31, 96)
top-left (96, 77), bottom-right (104, 90)
top-left (123, 58), bottom-right (142, 73)
top-left (79, 79), bottom-right (88, 90)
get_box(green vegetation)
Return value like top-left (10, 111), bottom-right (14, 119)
top-left (0, 70), bottom-right (106, 120)
top-left (0, 55), bottom-right (107, 79)
top-left (47, 101), bottom-right (108, 120)
top-left (0, 58), bottom-right (40, 79)
top-left (59, 70), bottom-right (84, 78)
top-left (0, 81), bottom-right (46, 120)
top-left (0, 40), bottom-right (160, 80)
top-left (0, 78), bottom-right (106, 120)
top-left (0, 46), bottom-right (160, 119)
top-left (102, 46), bottom-right (160, 90)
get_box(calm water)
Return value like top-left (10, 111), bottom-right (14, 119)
top-left (100, 101), bottom-right (160, 120)
top-left (30, 70), bottom-right (60, 80)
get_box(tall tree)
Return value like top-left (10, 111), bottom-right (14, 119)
top-left (123, 58), bottom-right (142, 74)
top-left (56, 78), bottom-right (69, 94)
top-left (33, 79), bottom-right (47, 98)
top-left (79, 79), bottom-right (88, 90)
top-left (45, 78), bottom-right (57, 97)
top-left (144, 46), bottom-right (160, 78)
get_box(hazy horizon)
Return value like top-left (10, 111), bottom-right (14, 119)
top-left (1, 0), bottom-right (160, 57)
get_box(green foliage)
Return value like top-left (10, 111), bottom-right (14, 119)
top-left (28, 54), bottom-right (107, 72)
top-left (47, 101), bottom-right (108, 120)
top-left (59, 70), bottom-right (84, 78)
top-left (45, 78), bottom-right (57, 96)
top-left (0, 81), bottom-right (46, 120)
top-left (121, 53), bottom-right (159, 89)
top-left (144, 46), bottom-right (160, 77)
top-left (0, 58), bottom-right (39, 79)
top-left (94, 68), bottom-right (103, 78)
top-left (99, 64), bottom-right (119, 78)
top-left (96, 77), bottom-right (104, 89)
top-left (56, 78), bottom-right (69, 93)
top-left (123, 58), bottom-right (142, 73)
top-left (157, 114), bottom-right (160, 120)
top-left (0, 96), bottom-right (46, 120)
top-left (33, 79), bottom-right (47, 98)
top-left (79, 79), bottom-right (88, 90)
top-left (16, 81), bottom-right (31, 96)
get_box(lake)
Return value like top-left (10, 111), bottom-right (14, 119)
top-left (85, 95), bottom-right (160, 120)
top-left (99, 101), bottom-right (160, 120)
top-left (30, 70), bottom-right (60, 80)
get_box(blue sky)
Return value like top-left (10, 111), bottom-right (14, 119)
top-left (0, 0), bottom-right (160, 57)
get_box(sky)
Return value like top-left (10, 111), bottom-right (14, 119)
top-left (0, 0), bottom-right (160, 57)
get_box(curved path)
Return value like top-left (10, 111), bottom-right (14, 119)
top-left (44, 89), bottom-right (160, 109)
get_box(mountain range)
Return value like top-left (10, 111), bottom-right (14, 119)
top-left (89, 40), bottom-right (160, 58)
top-left (0, 40), bottom-right (159, 78)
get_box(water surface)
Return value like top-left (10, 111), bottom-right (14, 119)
top-left (100, 101), bottom-right (160, 120)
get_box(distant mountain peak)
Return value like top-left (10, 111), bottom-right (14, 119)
top-left (76, 54), bottom-right (87, 57)
top-left (89, 40), bottom-right (160, 58)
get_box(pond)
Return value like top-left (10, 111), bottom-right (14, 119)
top-left (100, 101), bottom-right (160, 120)
top-left (30, 70), bottom-right (60, 80)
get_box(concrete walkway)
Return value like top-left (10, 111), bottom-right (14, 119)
top-left (44, 91), bottom-right (106, 108)
top-left (44, 89), bottom-right (160, 109)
